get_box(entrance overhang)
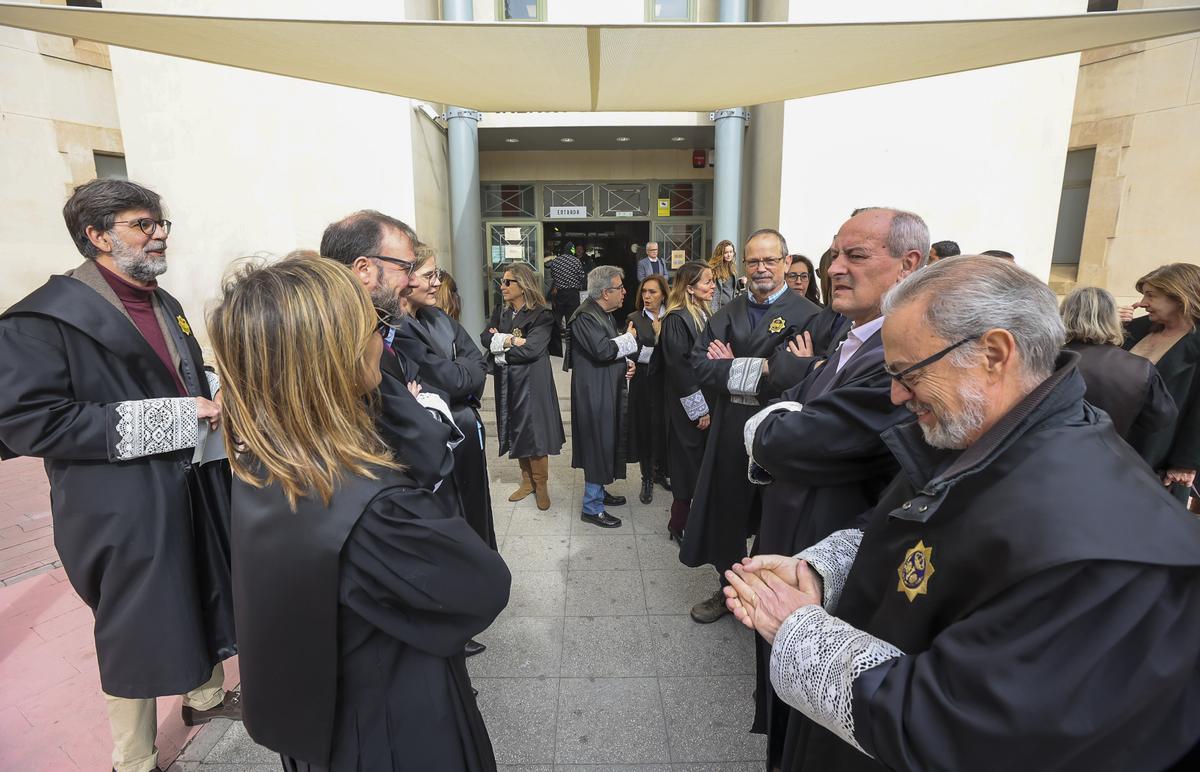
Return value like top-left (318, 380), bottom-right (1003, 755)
top-left (1, 3), bottom-right (1198, 111)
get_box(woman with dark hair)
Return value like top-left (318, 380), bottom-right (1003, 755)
top-left (1060, 286), bottom-right (1175, 456)
top-left (210, 253), bottom-right (508, 771)
top-left (817, 247), bottom-right (835, 310)
top-left (436, 270), bottom-right (462, 321)
top-left (1124, 263), bottom-right (1200, 503)
top-left (785, 253), bottom-right (821, 305)
top-left (707, 240), bottom-right (739, 313)
top-left (626, 273), bottom-right (670, 504)
top-left (658, 260), bottom-right (716, 542)
top-left (481, 262), bottom-right (566, 510)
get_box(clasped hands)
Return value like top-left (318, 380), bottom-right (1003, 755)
top-left (723, 554), bottom-right (823, 645)
top-left (487, 327), bottom-right (526, 348)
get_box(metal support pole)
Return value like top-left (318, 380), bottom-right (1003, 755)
top-left (714, 0), bottom-right (748, 261)
top-left (443, 0), bottom-right (485, 336)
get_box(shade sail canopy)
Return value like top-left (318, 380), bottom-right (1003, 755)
top-left (2, 2), bottom-right (1199, 111)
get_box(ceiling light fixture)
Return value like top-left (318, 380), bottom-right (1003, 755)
top-left (505, 137), bottom-right (520, 143)
top-left (670, 136), bottom-right (686, 142)
top-left (615, 136), bottom-right (630, 142)
top-left (560, 137), bottom-right (575, 143)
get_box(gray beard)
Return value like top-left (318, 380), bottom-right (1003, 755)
top-left (371, 284), bottom-right (404, 318)
top-left (913, 380), bottom-right (988, 450)
top-left (109, 236), bottom-right (167, 282)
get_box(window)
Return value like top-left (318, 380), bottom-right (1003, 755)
top-left (94, 152), bottom-right (127, 180)
top-left (482, 183), bottom-right (536, 218)
top-left (655, 182), bottom-right (711, 217)
top-left (1087, 1), bottom-right (1119, 12)
top-left (67, 1), bottom-right (103, 7)
top-left (599, 183), bottom-right (649, 217)
top-left (497, 0), bottom-right (544, 21)
top-left (1051, 148), bottom-right (1096, 271)
top-left (647, 0), bottom-right (695, 22)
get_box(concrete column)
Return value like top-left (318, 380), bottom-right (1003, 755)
top-left (443, 0), bottom-right (485, 336)
top-left (713, 0), bottom-right (749, 261)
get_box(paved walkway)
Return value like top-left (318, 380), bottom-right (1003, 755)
top-left (0, 366), bottom-right (768, 771)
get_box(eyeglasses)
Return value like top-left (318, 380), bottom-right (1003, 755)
top-left (417, 268), bottom-right (445, 282)
top-left (366, 255), bottom-right (415, 274)
top-left (113, 218), bottom-right (171, 236)
top-left (603, 284), bottom-right (625, 293)
top-left (884, 337), bottom-right (976, 389)
top-left (500, 278), bottom-right (518, 287)
top-left (785, 272), bottom-right (810, 281)
top-left (745, 257), bottom-right (784, 270)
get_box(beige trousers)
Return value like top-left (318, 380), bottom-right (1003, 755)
top-left (103, 662), bottom-right (225, 772)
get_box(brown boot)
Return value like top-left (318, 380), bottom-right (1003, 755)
top-left (508, 458), bottom-right (534, 502)
top-left (530, 455), bottom-right (551, 511)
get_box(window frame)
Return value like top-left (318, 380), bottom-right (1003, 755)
top-left (495, 0), bottom-right (546, 22)
top-left (646, 0), bottom-right (696, 23)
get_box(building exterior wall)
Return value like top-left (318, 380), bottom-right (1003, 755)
top-left (411, 110), bottom-right (452, 258)
top-left (1067, 0), bottom-right (1200, 303)
top-left (0, 19), bottom-right (121, 311)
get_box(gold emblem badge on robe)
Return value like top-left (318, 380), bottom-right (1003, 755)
top-left (176, 315), bottom-right (192, 336)
top-left (511, 327), bottom-right (523, 338)
top-left (768, 316), bottom-right (786, 334)
top-left (897, 540), bottom-right (935, 601)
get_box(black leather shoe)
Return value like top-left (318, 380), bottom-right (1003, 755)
top-left (655, 473), bottom-right (672, 492)
top-left (465, 638), bottom-right (487, 657)
top-left (639, 478), bottom-right (653, 504)
top-left (602, 492), bottom-right (626, 507)
top-left (580, 511), bottom-right (623, 528)
top-left (668, 527), bottom-right (684, 545)
top-left (182, 691), bottom-right (242, 726)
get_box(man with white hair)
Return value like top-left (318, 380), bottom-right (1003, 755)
top-left (637, 241), bottom-right (667, 283)
top-left (725, 256), bottom-right (1200, 771)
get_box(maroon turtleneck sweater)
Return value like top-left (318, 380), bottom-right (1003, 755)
top-left (96, 261), bottom-right (189, 396)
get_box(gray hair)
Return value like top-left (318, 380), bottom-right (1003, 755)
top-left (645, 241), bottom-right (659, 250)
top-left (745, 228), bottom-right (788, 258)
top-left (854, 207), bottom-right (931, 267)
top-left (882, 255), bottom-right (1065, 388)
top-left (587, 265), bottom-right (625, 300)
top-left (1061, 286), bottom-right (1125, 347)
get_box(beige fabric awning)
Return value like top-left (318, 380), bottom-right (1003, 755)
top-left (2, 2), bottom-right (1199, 111)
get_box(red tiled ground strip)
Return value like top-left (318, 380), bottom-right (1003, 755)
top-left (1, 456), bottom-right (237, 769)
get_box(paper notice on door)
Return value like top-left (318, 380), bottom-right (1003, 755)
top-left (503, 227), bottom-right (521, 242)
top-left (670, 249), bottom-right (686, 269)
top-left (504, 245), bottom-right (524, 261)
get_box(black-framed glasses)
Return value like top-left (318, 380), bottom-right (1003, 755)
top-left (366, 255), bottom-right (415, 274)
top-left (113, 218), bottom-right (171, 236)
top-left (603, 284), bottom-right (626, 293)
top-left (745, 257), bottom-right (784, 270)
top-left (884, 337), bottom-right (976, 389)
top-left (785, 271), bottom-right (810, 281)
top-left (500, 278), bottom-right (517, 287)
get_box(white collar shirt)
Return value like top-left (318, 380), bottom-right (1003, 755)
top-left (835, 315), bottom-right (885, 373)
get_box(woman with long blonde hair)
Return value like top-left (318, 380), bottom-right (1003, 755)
top-left (481, 261), bottom-right (565, 509)
top-left (1124, 263), bottom-right (1200, 502)
top-left (708, 239), bottom-right (739, 312)
top-left (658, 260), bottom-right (716, 541)
top-left (210, 253), bottom-right (508, 771)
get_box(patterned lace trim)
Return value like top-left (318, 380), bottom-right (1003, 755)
top-left (771, 605), bottom-right (902, 757)
top-left (637, 345), bottom-right (654, 364)
top-left (797, 529), bottom-right (863, 613)
top-left (612, 331), bottom-right (639, 359)
top-left (743, 401), bottom-right (803, 459)
top-left (205, 370), bottom-right (221, 397)
top-left (728, 356), bottom-right (765, 396)
top-left (680, 390), bottom-right (709, 421)
top-left (113, 398), bottom-right (198, 460)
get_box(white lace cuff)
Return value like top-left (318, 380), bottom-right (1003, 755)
top-left (637, 345), bottom-right (654, 364)
top-left (205, 370), bottom-right (221, 396)
top-left (770, 605), bottom-right (902, 757)
top-left (728, 356), bottom-right (765, 396)
top-left (743, 401), bottom-right (803, 458)
top-left (489, 333), bottom-right (512, 355)
top-left (612, 331), bottom-right (639, 359)
top-left (797, 529), bottom-right (863, 613)
top-left (112, 397), bottom-right (199, 461)
top-left (416, 392), bottom-right (464, 449)
top-left (680, 390), bottom-right (709, 421)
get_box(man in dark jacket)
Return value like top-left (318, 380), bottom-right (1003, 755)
top-left (568, 265), bottom-right (639, 527)
top-left (0, 179), bottom-right (240, 772)
top-left (726, 256), bottom-right (1200, 772)
top-left (744, 208), bottom-right (927, 769)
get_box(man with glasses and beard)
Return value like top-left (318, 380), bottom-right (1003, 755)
top-left (0, 179), bottom-right (239, 772)
top-left (680, 228), bottom-right (821, 623)
top-left (320, 210), bottom-right (462, 493)
top-left (726, 256), bottom-right (1200, 772)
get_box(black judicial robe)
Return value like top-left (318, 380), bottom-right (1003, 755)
top-left (0, 271), bottom-right (235, 697)
top-left (765, 306), bottom-right (851, 390)
top-left (375, 368), bottom-right (456, 491)
top-left (567, 298), bottom-right (636, 484)
top-left (748, 331), bottom-right (910, 767)
top-left (680, 290), bottom-right (820, 573)
top-left (393, 309), bottom-right (495, 548)
top-left (625, 310), bottom-right (666, 472)
top-left (657, 308), bottom-right (709, 501)
top-left (792, 357), bottom-right (1200, 772)
top-left (481, 304), bottom-right (565, 459)
top-left (233, 467), bottom-right (510, 771)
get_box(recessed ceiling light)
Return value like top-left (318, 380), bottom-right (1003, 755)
top-left (560, 137), bottom-right (575, 143)
top-left (505, 137), bottom-right (520, 143)
top-left (670, 136), bottom-right (686, 142)
top-left (615, 136), bottom-right (630, 142)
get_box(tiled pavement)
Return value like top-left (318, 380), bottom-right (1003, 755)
top-left (1, 366), bottom-right (769, 771)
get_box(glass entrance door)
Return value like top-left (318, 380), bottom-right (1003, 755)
top-left (651, 221), bottom-right (708, 271)
top-left (486, 221), bottom-right (542, 314)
